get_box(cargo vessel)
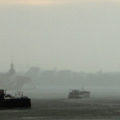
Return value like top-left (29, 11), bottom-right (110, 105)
top-left (0, 89), bottom-right (31, 108)
top-left (68, 89), bottom-right (90, 99)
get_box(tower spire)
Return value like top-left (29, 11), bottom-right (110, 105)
top-left (8, 56), bottom-right (16, 76)
top-left (11, 56), bottom-right (13, 68)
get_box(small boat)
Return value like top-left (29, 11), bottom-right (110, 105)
top-left (68, 89), bottom-right (90, 99)
top-left (0, 89), bottom-right (31, 108)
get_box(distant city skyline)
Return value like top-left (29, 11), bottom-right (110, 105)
top-left (1, 59), bottom-right (120, 73)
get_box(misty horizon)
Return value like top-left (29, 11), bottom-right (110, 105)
top-left (1, 64), bottom-right (120, 74)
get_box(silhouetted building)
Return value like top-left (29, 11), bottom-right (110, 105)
top-left (8, 61), bottom-right (16, 76)
top-left (0, 61), bottom-right (34, 90)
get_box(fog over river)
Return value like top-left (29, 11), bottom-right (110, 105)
top-left (6, 86), bottom-right (120, 99)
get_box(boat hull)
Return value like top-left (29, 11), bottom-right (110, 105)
top-left (0, 98), bottom-right (31, 108)
top-left (68, 90), bottom-right (90, 99)
top-left (68, 95), bottom-right (82, 99)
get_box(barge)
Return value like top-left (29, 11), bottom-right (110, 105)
top-left (0, 89), bottom-right (31, 108)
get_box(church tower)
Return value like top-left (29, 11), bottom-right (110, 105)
top-left (8, 58), bottom-right (16, 76)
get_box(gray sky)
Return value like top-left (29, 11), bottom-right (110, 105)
top-left (0, 1), bottom-right (120, 72)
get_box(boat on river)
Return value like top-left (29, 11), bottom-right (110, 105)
top-left (68, 89), bottom-right (90, 99)
top-left (0, 89), bottom-right (31, 108)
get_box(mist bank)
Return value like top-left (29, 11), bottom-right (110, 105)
top-left (22, 86), bottom-right (120, 99)
top-left (18, 67), bottom-right (120, 87)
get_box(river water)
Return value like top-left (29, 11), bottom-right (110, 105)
top-left (1, 86), bottom-right (120, 120)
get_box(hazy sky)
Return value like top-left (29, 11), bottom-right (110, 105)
top-left (0, 0), bottom-right (120, 72)
top-left (0, 0), bottom-right (120, 5)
